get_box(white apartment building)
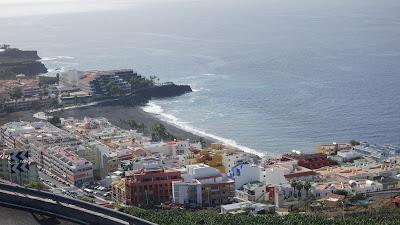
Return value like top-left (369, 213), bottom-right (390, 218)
top-left (43, 146), bottom-right (93, 187)
top-left (227, 163), bottom-right (260, 189)
top-left (172, 164), bottom-right (235, 208)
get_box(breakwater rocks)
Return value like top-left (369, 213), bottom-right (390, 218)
top-left (120, 83), bottom-right (192, 105)
top-left (137, 83), bottom-right (192, 98)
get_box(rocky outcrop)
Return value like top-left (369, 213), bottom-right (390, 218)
top-left (0, 47), bottom-right (47, 77)
top-left (119, 83), bottom-right (192, 105)
top-left (0, 61), bottom-right (47, 76)
top-left (136, 83), bottom-right (192, 98)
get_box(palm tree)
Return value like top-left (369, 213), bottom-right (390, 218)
top-left (304, 181), bottom-right (311, 197)
top-left (291, 180), bottom-right (298, 198)
top-left (296, 182), bottom-right (303, 199)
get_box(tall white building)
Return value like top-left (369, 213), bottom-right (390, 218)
top-left (172, 164), bottom-right (235, 207)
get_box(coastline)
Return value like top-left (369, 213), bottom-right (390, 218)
top-left (0, 103), bottom-right (263, 159)
top-left (14, 104), bottom-right (217, 147)
top-left (57, 104), bottom-right (218, 146)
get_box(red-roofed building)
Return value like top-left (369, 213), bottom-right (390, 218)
top-left (281, 153), bottom-right (333, 169)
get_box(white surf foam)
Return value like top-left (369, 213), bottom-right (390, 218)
top-left (56, 55), bottom-right (75, 59)
top-left (142, 102), bottom-right (265, 157)
top-left (40, 57), bottom-right (57, 61)
top-left (40, 56), bottom-right (74, 61)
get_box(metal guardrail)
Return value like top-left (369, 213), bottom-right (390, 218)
top-left (0, 183), bottom-right (156, 225)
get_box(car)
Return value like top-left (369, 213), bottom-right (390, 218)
top-left (103, 192), bottom-right (110, 197)
top-left (45, 180), bottom-right (50, 183)
top-left (84, 188), bottom-right (94, 194)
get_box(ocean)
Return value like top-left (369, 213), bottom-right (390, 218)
top-left (1, 0), bottom-right (399, 156)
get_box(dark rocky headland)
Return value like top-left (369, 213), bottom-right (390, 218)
top-left (0, 45), bottom-right (47, 79)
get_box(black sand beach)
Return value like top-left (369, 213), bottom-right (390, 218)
top-left (0, 104), bottom-right (215, 146)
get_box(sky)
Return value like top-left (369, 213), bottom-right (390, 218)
top-left (0, 0), bottom-right (140, 18)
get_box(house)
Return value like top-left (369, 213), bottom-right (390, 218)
top-left (317, 143), bottom-right (352, 155)
top-left (227, 163), bottom-right (260, 189)
top-left (172, 164), bottom-right (235, 208)
top-left (235, 181), bottom-right (266, 202)
top-left (281, 153), bottom-right (333, 169)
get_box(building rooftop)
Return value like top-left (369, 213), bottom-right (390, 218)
top-left (243, 182), bottom-right (264, 191)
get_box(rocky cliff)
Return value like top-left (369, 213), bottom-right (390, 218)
top-left (0, 47), bottom-right (47, 78)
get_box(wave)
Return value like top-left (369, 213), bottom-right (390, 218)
top-left (142, 102), bottom-right (265, 157)
top-left (56, 55), bottom-right (75, 59)
top-left (40, 55), bottom-right (75, 61)
top-left (40, 57), bottom-right (57, 61)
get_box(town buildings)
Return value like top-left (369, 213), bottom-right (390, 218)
top-left (113, 163), bottom-right (181, 206)
top-left (317, 143), bottom-right (352, 155)
top-left (2, 116), bottom-right (399, 214)
top-left (172, 164), bottom-right (235, 207)
top-left (281, 153), bottom-right (333, 169)
top-left (0, 146), bottom-right (39, 186)
top-left (43, 146), bottom-right (94, 187)
top-left (0, 79), bottom-right (57, 112)
top-left (76, 141), bottom-right (118, 180)
top-left (0, 121), bottom-right (93, 187)
top-left (228, 162), bottom-right (260, 189)
top-left (79, 69), bottom-right (137, 97)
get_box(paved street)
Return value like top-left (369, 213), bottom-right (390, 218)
top-left (38, 171), bottom-right (112, 205)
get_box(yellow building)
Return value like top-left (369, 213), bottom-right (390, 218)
top-left (196, 144), bottom-right (239, 173)
top-left (317, 143), bottom-right (351, 155)
top-left (112, 178), bottom-right (126, 205)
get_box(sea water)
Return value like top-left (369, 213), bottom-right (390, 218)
top-left (1, 0), bottom-right (399, 156)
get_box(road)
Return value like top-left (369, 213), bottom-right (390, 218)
top-left (39, 171), bottom-right (112, 205)
top-left (0, 205), bottom-right (80, 225)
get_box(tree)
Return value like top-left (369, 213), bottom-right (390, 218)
top-left (25, 182), bottom-right (46, 190)
top-left (334, 189), bottom-right (348, 196)
top-left (291, 180), bottom-right (298, 198)
top-left (349, 193), bottom-right (366, 202)
top-left (106, 80), bottom-right (122, 96)
top-left (152, 123), bottom-right (167, 141)
top-left (349, 139), bottom-right (360, 146)
top-left (198, 137), bottom-right (206, 149)
top-left (48, 116), bottom-right (61, 126)
top-left (296, 182), bottom-right (303, 199)
top-left (303, 181), bottom-right (311, 197)
top-left (9, 86), bottom-right (23, 99)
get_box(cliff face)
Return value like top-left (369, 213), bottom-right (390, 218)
top-left (0, 48), bottom-right (47, 77)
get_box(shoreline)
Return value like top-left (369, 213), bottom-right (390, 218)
top-left (0, 103), bottom-right (263, 159)
top-left (0, 103), bottom-right (217, 147)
